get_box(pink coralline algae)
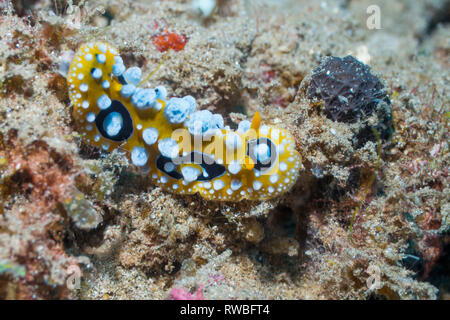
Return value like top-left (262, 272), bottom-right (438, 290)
top-left (168, 285), bottom-right (205, 300)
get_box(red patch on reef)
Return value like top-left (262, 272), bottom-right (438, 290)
top-left (273, 94), bottom-right (288, 108)
top-left (260, 63), bottom-right (276, 83)
top-left (152, 30), bottom-right (188, 52)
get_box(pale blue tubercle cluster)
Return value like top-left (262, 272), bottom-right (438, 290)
top-left (123, 67), bottom-right (142, 85)
top-left (120, 84), bottom-right (136, 98)
top-left (155, 86), bottom-right (168, 99)
top-left (237, 120), bottom-right (251, 133)
top-left (113, 56), bottom-right (125, 76)
top-left (131, 146), bottom-right (149, 166)
top-left (185, 110), bottom-right (224, 137)
top-left (111, 64), bottom-right (229, 164)
top-left (91, 68), bottom-right (102, 79)
top-left (114, 65), bottom-right (225, 140)
top-left (132, 88), bottom-right (157, 109)
top-left (224, 132), bottom-right (242, 151)
top-left (255, 143), bottom-right (271, 163)
top-left (97, 94), bottom-right (112, 110)
top-left (158, 138), bottom-right (180, 158)
top-left (96, 53), bottom-right (106, 64)
top-left (114, 66), bottom-right (163, 111)
top-left (164, 97), bottom-right (197, 124)
top-left (104, 112), bottom-right (123, 137)
top-left (162, 92), bottom-right (225, 141)
top-left (181, 166), bottom-right (201, 182)
top-left (142, 127), bottom-right (159, 145)
top-left (102, 80), bottom-right (110, 89)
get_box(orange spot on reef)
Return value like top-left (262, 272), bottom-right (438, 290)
top-left (152, 30), bottom-right (188, 52)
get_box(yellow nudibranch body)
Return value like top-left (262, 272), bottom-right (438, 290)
top-left (68, 42), bottom-right (301, 201)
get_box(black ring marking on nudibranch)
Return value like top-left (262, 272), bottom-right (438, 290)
top-left (95, 100), bottom-right (134, 142)
top-left (117, 75), bottom-right (127, 85)
top-left (90, 68), bottom-right (99, 78)
top-left (156, 151), bottom-right (226, 181)
top-left (247, 137), bottom-right (277, 172)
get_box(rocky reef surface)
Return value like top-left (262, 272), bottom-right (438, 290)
top-left (0, 0), bottom-right (448, 299)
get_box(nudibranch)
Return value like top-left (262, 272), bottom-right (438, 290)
top-left (67, 42), bottom-right (301, 201)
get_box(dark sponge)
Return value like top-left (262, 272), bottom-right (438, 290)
top-left (307, 56), bottom-right (393, 146)
top-left (307, 55), bottom-right (390, 123)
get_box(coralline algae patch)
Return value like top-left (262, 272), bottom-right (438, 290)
top-left (67, 41), bottom-right (301, 201)
top-left (152, 31), bottom-right (188, 52)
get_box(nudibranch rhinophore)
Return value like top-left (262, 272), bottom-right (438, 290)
top-left (67, 42), bottom-right (301, 201)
